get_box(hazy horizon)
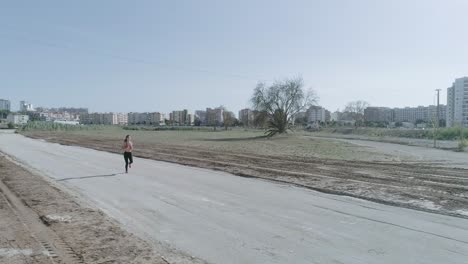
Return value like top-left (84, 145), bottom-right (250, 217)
top-left (2, 0), bottom-right (468, 113)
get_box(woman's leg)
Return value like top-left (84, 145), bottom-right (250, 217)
top-left (129, 152), bottom-right (133, 167)
top-left (124, 153), bottom-right (129, 173)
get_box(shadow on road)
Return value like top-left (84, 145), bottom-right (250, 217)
top-left (57, 173), bottom-right (123, 182)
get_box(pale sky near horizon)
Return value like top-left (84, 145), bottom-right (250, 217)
top-left (1, 0), bottom-right (468, 114)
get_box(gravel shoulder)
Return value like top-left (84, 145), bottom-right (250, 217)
top-left (0, 152), bottom-right (198, 264)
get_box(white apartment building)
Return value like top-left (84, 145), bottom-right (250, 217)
top-left (79, 113), bottom-right (124, 125)
top-left (206, 107), bottom-right (224, 126)
top-left (54, 120), bottom-right (79, 125)
top-left (114, 113), bottom-right (128, 125)
top-left (365, 105), bottom-right (446, 124)
top-left (39, 111), bottom-right (80, 122)
top-left (393, 106), bottom-right (429, 123)
top-left (0, 99), bottom-right (11, 111)
top-left (307, 106), bottom-right (327, 123)
top-left (7, 114), bottom-right (29, 125)
top-left (19, 101), bottom-right (34, 112)
top-left (447, 77), bottom-right (468, 127)
top-left (187, 114), bottom-right (195, 125)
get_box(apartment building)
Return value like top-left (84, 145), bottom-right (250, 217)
top-left (364, 105), bottom-right (446, 124)
top-left (206, 107), bottom-right (224, 126)
top-left (306, 106), bottom-right (327, 123)
top-left (187, 114), bottom-right (195, 126)
top-left (394, 106), bottom-right (424, 123)
top-left (19, 101), bottom-right (34, 112)
top-left (447, 77), bottom-right (468, 127)
top-left (55, 107), bottom-right (88, 114)
top-left (114, 113), bottom-right (128, 125)
top-left (39, 111), bottom-right (80, 122)
top-left (364, 107), bottom-right (393, 122)
top-left (128, 112), bottom-right (146, 124)
top-left (170, 109), bottom-right (189, 125)
top-left (394, 105), bottom-right (446, 123)
top-left (79, 113), bottom-right (125, 125)
top-left (7, 114), bottom-right (29, 125)
top-left (160, 113), bottom-right (166, 122)
top-left (0, 99), bottom-right (11, 111)
top-left (195, 110), bottom-right (207, 125)
top-left (128, 112), bottom-right (163, 125)
top-left (238, 108), bottom-right (254, 126)
top-left (428, 105), bottom-right (446, 124)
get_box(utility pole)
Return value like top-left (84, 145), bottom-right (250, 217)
top-left (434, 89), bottom-right (441, 148)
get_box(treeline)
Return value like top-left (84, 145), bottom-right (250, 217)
top-left (123, 125), bottom-right (224, 132)
top-left (20, 122), bottom-right (103, 131)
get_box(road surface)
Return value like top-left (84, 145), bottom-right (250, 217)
top-left (1, 131), bottom-right (467, 264)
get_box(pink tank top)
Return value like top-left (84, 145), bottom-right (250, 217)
top-left (123, 141), bottom-right (133, 152)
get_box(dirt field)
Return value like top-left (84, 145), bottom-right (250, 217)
top-left (312, 130), bottom-right (460, 149)
top-left (20, 128), bottom-right (468, 219)
top-left (23, 127), bottom-right (406, 161)
top-left (0, 153), bottom-right (204, 264)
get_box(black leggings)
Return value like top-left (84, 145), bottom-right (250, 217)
top-left (124, 152), bottom-right (133, 171)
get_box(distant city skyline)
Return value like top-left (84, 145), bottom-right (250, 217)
top-left (2, 1), bottom-right (468, 113)
top-left (2, 97), bottom-right (450, 117)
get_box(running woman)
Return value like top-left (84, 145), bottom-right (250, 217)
top-left (122, 135), bottom-right (133, 173)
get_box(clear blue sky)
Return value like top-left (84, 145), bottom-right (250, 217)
top-left (1, 0), bottom-right (468, 113)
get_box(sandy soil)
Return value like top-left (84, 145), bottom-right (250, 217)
top-left (0, 181), bottom-right (52, 263)
top-left (0, 154), bottom-right (184, 264)
top-left (22, 131), bottom-right (468, 219)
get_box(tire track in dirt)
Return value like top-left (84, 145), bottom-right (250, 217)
top-left (0, 178), bottom-right (85, 264)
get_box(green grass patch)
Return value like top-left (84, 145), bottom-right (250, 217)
top-left (20, 121), bottom-right (108, 132)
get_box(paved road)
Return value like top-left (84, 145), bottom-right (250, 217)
top-left (1, 132), bottom-right (468, 264)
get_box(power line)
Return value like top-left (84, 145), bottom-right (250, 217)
top-left (0, 31), bottom-right (272, 82)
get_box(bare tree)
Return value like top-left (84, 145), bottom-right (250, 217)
top-left (252, 110), bottom-right (268, 128)
top-left (222, 111), bottom-right (236, 130)
top-left (206, 106), bottom-right (224, 131)
top-left (344, 100), bottom-right (369, 125)
top-left (251, 77), bottom-right (318, 137)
